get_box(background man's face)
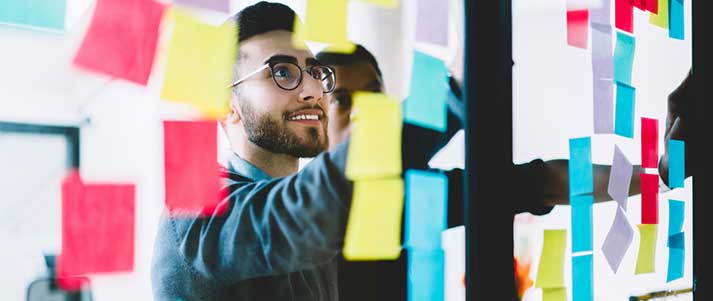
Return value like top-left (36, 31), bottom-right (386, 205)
top-left (233, 30), bottom-right (329, 157)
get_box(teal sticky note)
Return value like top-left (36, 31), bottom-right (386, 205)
top-left (572, 195), bottom-right (594, 252)
top-left (569, 137), bottom-right (593, 196)
top-left (669, 0), bottom-right (684, 40)
top-left (408, 249), bottom-right (445, 301)
top-left (669, 140), bottom-right (685, 188)
top-left (404, 51), bottom-right (449, 132)
top-left (667, 247), bottom-right (685, 282)
top-left (614, 82), bottom-right (636, 138)
top-left (0, 0), bottom-right (65, 30)
top-left (667, 232), bottom-right (685, 249)
top-left (573, 254), bottom-right (594, 301)
top-left (613, 31), bottom-right (635, 85)
top-left (405, 169), bottom-right (448, 250)
top-left (668, 199), bottom-right (685, 236)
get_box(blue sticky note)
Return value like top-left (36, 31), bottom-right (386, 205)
top-left (669, 0), bottom-right (684, 40)
top-left (613, 31), bottom-right (635, 85)
top-left (614, 82), bottom-right (636, 138)
top-left (404, 51), bottom-right (449, 132)
top-left (572, 195), bottom-right (594, 252)
top-left (408, 249), bottom-right (445, 301)
top-left (668, 199), bottom-right (685, 236)
top-left (0, 0), bottom-right (65, 30)
top-left (569, 137), bottom-right (593, 196)
top-left (667, 247), bottom-right (685, 282)
top-left (573, 254), bottom-right (594, 301)
top-left (667, 232), bottom-right (685, 249)
top-left (405, 170), bottom-right (448, 250)
top-left (669, 140), bottom-right (685, 188)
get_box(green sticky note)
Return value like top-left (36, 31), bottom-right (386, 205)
top-left (542, 287), bottom-right (567, 301)
top-left (536, 229), bottom-right (567, 288)
top-left (649, 0), bottom-right (669, 28)
top-left (635, 224), bottom-right (658, 274)
top-left (0, 0), bottom-right (65, 30)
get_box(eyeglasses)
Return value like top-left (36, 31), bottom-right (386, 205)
top-left (230, 60), bottom-right (336, 93)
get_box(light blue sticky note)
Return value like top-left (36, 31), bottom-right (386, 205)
top-left (614, 82), bottom-right (636, 138)
top-left (669, 140), bottom-right (685, 188)
top-left (572, 195), bottom-right (594, 252)
top-left (668, 199), bottom-right (685, 236)
top-left (613, 31), bottom-right (635, 85)
top-left (667, 247), bottom-right (685, 282)
top-left (669, 0), bottom-right (684, 40)
top-left (0, 0), bottom-right (65, 30)
top-left (569, 137), bottom-right (593, 196)
top-left (408, 249), bottom-right (445, 301)
top-left (405, 169), bottom-right (448, 250)
top-left (667, 232), bottom-right (685, 249)
top-left (573, 254), bottom-right (594, 301)
top-left (404, 51), bottom-right (449, 132)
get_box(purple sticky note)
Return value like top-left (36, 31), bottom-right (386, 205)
top-left (175, 0), bottom-right (229, 12)
top-left (602, 207), bottom-right (634, 273)
top-left (415, 0), bottom-right (449, 46)
top-left (593, 79), bottom-right (614, 134)
top-left (592, 24), bottom-right (613, 79)
top-left (590, 0), bottom-right (612, 25)
top-left (608, 145), bottom-right (633, 210)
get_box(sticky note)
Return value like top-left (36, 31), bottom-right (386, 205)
top-left (590, 0), bottom-right (611, 25)
top-left (668, 140), bottom-right (685, 188)
top-left (72, 0), bottom-right (166, 85)
top-left (160, 9), bottom-right (236, 118)
top-left (641, 173), bottom-right (659, 224)
top-left (415, 0), bottom-right (449, 46)
top-left (343, 178), bottom-right (404, 260)
top-left (58, 171), bottom-right (135, 279)
top-left (175, 0), bottom-right (229, 12)
top-left (613, 31), bottom-right (635, 85)
top-left (164, 121), bottom-right (224, 216)
top-left (614, 82), bottom-right (636, 138)
top-left (667, 246), bottom-right (685, 282)
top-left (404, 51), bottom-right (449, 132)
top-left (536, 229), bottom-right (566, 288)
top-left (641, 118), bottom-right (659, 168)
top-left (602, 207), bottom-right (634, 272)
top-left (0, 0), bottom-right (65, 30)
top-left (567, 10), bottom-right (589, 49)
top-left (646, 0), bottom-right (659, 13)
top-left (408, 249), bottom-right (445, 301)
top-left (572, 254), bottom-right (593, 301)
top-left (362, 0), bottom-right (398, 8)
top-left (346, 92), bottom-right (402, 179)
top-left (669, 0), bottom-right (684, 40)
top-left (615, 0), bottom-right (633, 33)
top-left (571, 195), bottom-right (593, 252)
top-left (649, 0), bottom-right (669, 28)
top-left (294, 0), bottom-right (354, 53)
top-left (405, 170), bottom-right (448, 250)
top-left (668, 199), bottom-right (685, 235)
top-left (632, 0), bottom-right (646, 10)
top-left (542, 288), bottom-right (567, 301)
top-left (608, 145), bottom-right (633, 210)
top-left (592, 24), bottom-right (613, 79)
top-left (593, 79), bottom-right (614, 133)
top-left (667, 232), bottom-right (684, 249)
top-left (592, 25), bottom-right (614, 134)
top-left (569, 137), bottom-right (593, 196)
top-left (635, 224), bottom-right (657, 274)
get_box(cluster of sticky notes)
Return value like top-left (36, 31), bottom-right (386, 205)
top-left (602, 207), bottom-right (634, 272)
top-left (294, 0), bottom-right (354, 53)
top-left (404, 51), bottom-right (449, 132)
top-left (0, 0), bottom-right (65, 31)
top-left (415, 0), bottom-right (449, 47)
top-left (667, 200), bottom-right (685, 282)
top-left (536, 229), bottom-right (567, 297)
top-left (57, 171), bottom-right (135, 288)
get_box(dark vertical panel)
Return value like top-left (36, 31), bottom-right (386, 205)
top-left (692, 0), bottom-right (707, 299)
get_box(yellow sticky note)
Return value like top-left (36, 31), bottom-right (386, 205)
top-left (345, 92), bottom-right (402, 179)
top-left (361, 0), bottom-right (399, 8)
top-left (535, 229), bottom-right (566, 288)
top-left (635, 224), bottom-right (658, 274)
top-left (542, 287), bottom-right (567, 301)
top-left (343, 178), bottom-right (404, 260)
top-left (160, 8), bottom-right (236, 119)
top-left (294, 0), bottom-right (356, 53)
top-left (649, 0), bottom-right (669, 29)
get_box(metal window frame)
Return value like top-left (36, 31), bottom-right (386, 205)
top-left (0, 121), bottom-right (80, 169)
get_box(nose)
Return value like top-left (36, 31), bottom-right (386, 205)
top-left (298, 72), bottom-right (324, 104)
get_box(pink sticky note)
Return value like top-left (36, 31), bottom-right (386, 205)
top-left (72, 0), bottom-right (167, 85)
top-left (57, 171), bottom-right (135, 285)
top-left (164, 121), bottom-right (225, 216)
top-left (641, 118), bottom-right (659, 168)
top-left (631, 0), bottom-right (646, 10)
top-left (641, 173), bottom-right (659, 224)
top-left (616, 0), bottom-right (634, 33)
top-left (567, 10), bottom-right (589, 49)
top-left (646, 0), bottom-right (658, 13)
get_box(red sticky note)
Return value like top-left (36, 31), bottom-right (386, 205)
top-left (567, 10), bottom-right (589, 49)
top-left (164, 121), bottom-right (224, 216)
top-left (641, 118), bottom-right (659, 168)
top-left (646, 0), bottom-right (658, 13)
top-left (616, 0), bottom-right (634, 33)
top-left (57, 171), bottom-right (135, 285)
top-left (72, 0), bottom-right (167, 85)
top-left (631, 0), bottom-right (646, 10)
top-left (641, 173), bottom-right (659, 224)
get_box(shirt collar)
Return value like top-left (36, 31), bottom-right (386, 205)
top-left (226, 152), bottom-right (272, 182)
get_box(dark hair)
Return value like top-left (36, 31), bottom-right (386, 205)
top-left (233, 1), bottom-right (296, 43)
top-left (316, 44), bottom-right (383, 79)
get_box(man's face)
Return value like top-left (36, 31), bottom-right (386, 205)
top-left (326, 62), bottom-right (383, 150)
top-left (232, 30), bottom-right (329, 158)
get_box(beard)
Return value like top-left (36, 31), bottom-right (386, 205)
top-left (239, 100), bottom-right (329, 158)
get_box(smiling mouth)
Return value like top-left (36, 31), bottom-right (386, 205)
top-left (288, 114), bottom-right (320, 121)
top-left (286, 109), bottom-right (325, 125)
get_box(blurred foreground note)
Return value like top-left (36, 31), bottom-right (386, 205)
top-left (0, 0), bottom-right (65, 30)
top-left (542, 288), bottom-right (567, 301)
top-left (343, 178), bottom-right (404, 260)
top-left (408, 249), bottom-right (445, 301)
top-left (175, 0), bottom-right (230, 12)
top-left (294, 0), bottom-right (354, 53)
top-left (405, 170), bottom-right (448, 250)
top-left (362, 0), bottom-right (398, 8)
top-left (536, 229), bottom-right (566, 288)
top-left (160, 9), bottom-right (236, 118)
top-left (602, 206), bottom-right (633, 272)
top-left (73, 0), bottom-right (166, 85)
top-left (404, 51), bottom-right (449, 132)
top-left (635, 224), bottom-right (657, 274)
top-left (415, 0), bottom-right (448, 46)
top-left (567, 10), bottom-right (589, 49)
top-left (346, 92), bottom-right (402, 179)
top-left (669, 139), bottom-right (685, 188)
top-left (607, 145), bottom-right (633, 210)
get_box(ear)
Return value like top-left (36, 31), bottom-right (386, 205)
top-left (227, 97), bottom-right (241, 124)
